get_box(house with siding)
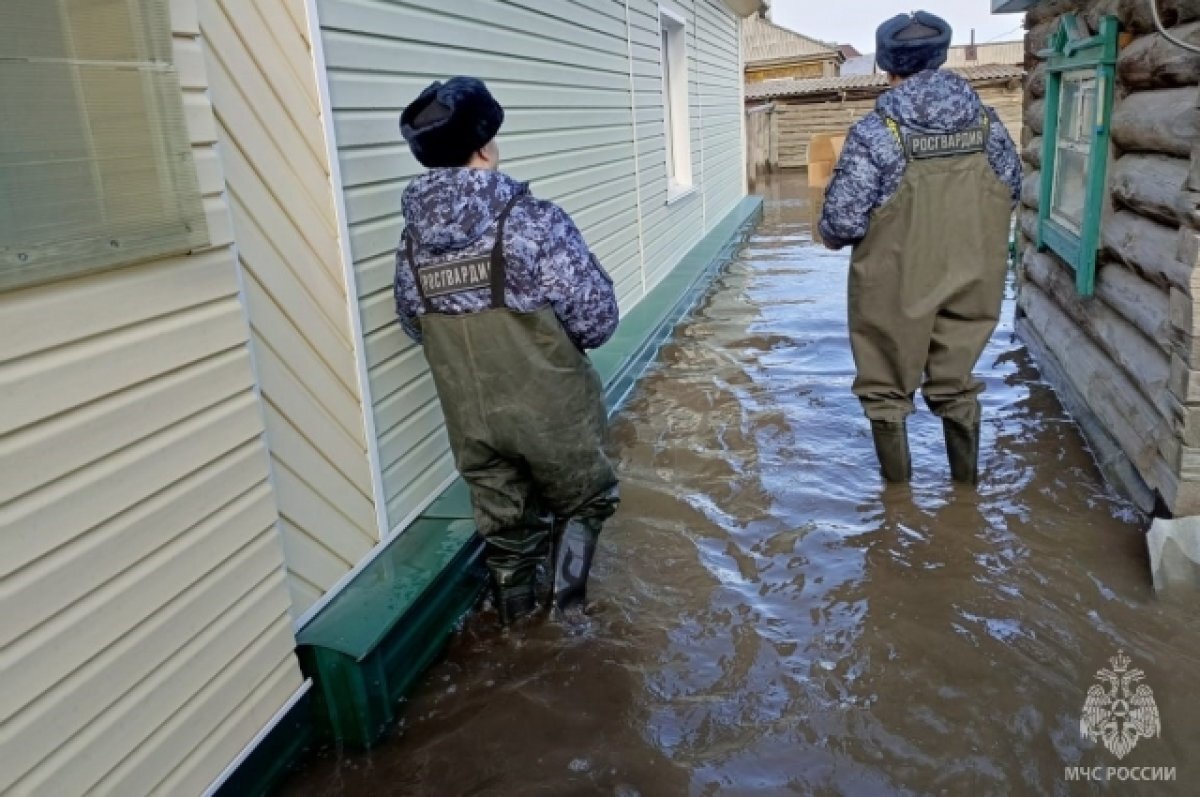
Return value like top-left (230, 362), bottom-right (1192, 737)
top-left (994, 0), bottom-right (1200, 514)
top-left (944, 39), bottom-right (1027, 67)
top-left (0, 0), bottom-right (762, 793)
top-left (742, 10), bottom-right (843, 82)
top-left (843, 39), bottom-right (1027, 76)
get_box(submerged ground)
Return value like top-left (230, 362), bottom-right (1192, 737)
top-left (282, 174), bottom-right (1200, 796)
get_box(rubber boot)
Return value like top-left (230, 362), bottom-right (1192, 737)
top-left (944, 418), bottom-right (981, 486)
top-left (485, 523), bottom-right (551, 625)
top-left (870, 420), bottom-right (912, 483)
top-left (550, 516), bottom-right (603, 612)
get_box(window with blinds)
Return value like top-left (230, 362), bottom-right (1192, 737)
top-left (0, 0), bottom-right (207, 292)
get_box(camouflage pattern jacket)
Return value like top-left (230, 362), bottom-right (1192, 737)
top-left (819, 69), bottom-right (1023, 250)
top-left (395, 169), bottom-right (619, 350)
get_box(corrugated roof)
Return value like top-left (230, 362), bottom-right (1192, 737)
top-left (743, 13), bottom-right (840, 66)
top-left (745, 64), bottom-right (1025, 100)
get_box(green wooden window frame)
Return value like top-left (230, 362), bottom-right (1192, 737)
top-left (1037, 14), bottom-right (1119, 297)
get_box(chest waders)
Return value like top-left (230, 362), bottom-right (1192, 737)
top-left (848, 113), bottom-right (1012, 485)
top-left (406, 195), bottom-right (619, 623)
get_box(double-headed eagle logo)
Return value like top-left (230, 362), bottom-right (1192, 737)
top-left (1080, 650), bottom-right (1161, 759)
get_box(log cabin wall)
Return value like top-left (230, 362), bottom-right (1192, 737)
top-left (1015, 0), bottom-right (1200, 514)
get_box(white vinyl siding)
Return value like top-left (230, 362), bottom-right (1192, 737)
top-left (315, 0), bottom-right (745, 535)
top-left (630, 0), bottom-right (743, 290)
top-left (196, 0), bottom-right (377, 619)
top-left (0, 1), bottom-right (304, 794)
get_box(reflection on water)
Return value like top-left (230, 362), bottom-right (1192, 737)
top-left (281, 173), bottom-right (1200, 796)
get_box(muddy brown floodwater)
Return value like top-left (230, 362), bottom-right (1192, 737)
top-left (281, 174), bottom-right (1200, 797)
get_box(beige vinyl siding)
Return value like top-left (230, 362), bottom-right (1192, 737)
top-left (316, 0), bottom-right (745, 535)
top-left (0, 1), bottom-right (304, 794)
top-left (197, 0), bottom-right (378, 619)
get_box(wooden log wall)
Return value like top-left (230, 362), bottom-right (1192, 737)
top-left (771, 84), bottom-right (1024, 169)
top-left (774, 97), bottom-right (875, 169)
top-left (1015, 0), bottom-right (1200, 515)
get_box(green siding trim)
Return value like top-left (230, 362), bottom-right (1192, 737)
top-left (294, 195), bottom-right (763, 749)
top-left (212, 688), bottom-right (313, 797)
top-left (297, 527), bottom-right (486, 747)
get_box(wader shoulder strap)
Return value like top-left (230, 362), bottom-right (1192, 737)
top-left (404, 232), bottom-right (436, 314)
top-left (489, 194), bottom-right (522, 310)
top-left (405, 194), bottom-right (523, 314)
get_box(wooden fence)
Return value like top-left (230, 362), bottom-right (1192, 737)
top-left (767, 84), bottom-right (1024, 168)
top-left (745, 103), bottom-right (775, 189)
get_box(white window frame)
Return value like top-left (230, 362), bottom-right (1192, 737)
top-left (659, 1), bottom-right (694, 202)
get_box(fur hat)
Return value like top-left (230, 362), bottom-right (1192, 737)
top-left (876, 11), bottom-right (953, 77)
top-left (400, 77), bottom-right (504, 168)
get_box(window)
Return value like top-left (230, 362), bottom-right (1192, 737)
top-left (659, 3), bottom-right (693, 200)
top-left (1049, 70), bottom-right (1098, 233)
top-left (0, 0), bottom-right (207, 292)
top-left (1037, 14), bottom-right (1118, 297)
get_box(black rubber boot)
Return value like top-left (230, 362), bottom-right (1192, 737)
top-left (490, 559), bottom-right (540, 625)
top-left (870, 420), bottom-right (912, 483)
top-left (944, 418), bottom-right (981, 485)
top-left (550, 516), bottom-right (603, 612)
top-left (485, 521), bottom-right (552, 625)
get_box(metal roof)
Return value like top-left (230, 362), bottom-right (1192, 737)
top-left (744, 64), bottom-right (1025, 100)
top-left (743, 13), bottom-right (841, 66)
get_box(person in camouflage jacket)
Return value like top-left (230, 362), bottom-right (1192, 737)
top-left (819, 12), bottom-right (1022, 487)
top-left (819, 65), bottom-right (1022, 250)
top-left (395, 168), bottom-right (618, 350)
top-left (396, 77), bottom-right (619, 624)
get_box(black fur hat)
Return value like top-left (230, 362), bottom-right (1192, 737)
top-left (400, 77), bottom-right (504, 168)
top-left (876, 11), bottom-right (953, 77)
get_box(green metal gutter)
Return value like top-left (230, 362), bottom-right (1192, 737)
top-left (242, 195), bottom-right (762, 792)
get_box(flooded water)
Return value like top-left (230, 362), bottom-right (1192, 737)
top-left (281, 174), bottom-right (1200, 796)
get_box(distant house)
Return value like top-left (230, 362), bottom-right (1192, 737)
top-left (841, 39), bottom-right (1026, 77)
top-left (743, 12), bottom-right (844, 82)
top-left (945, 39), bottom-right (1026, 67)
